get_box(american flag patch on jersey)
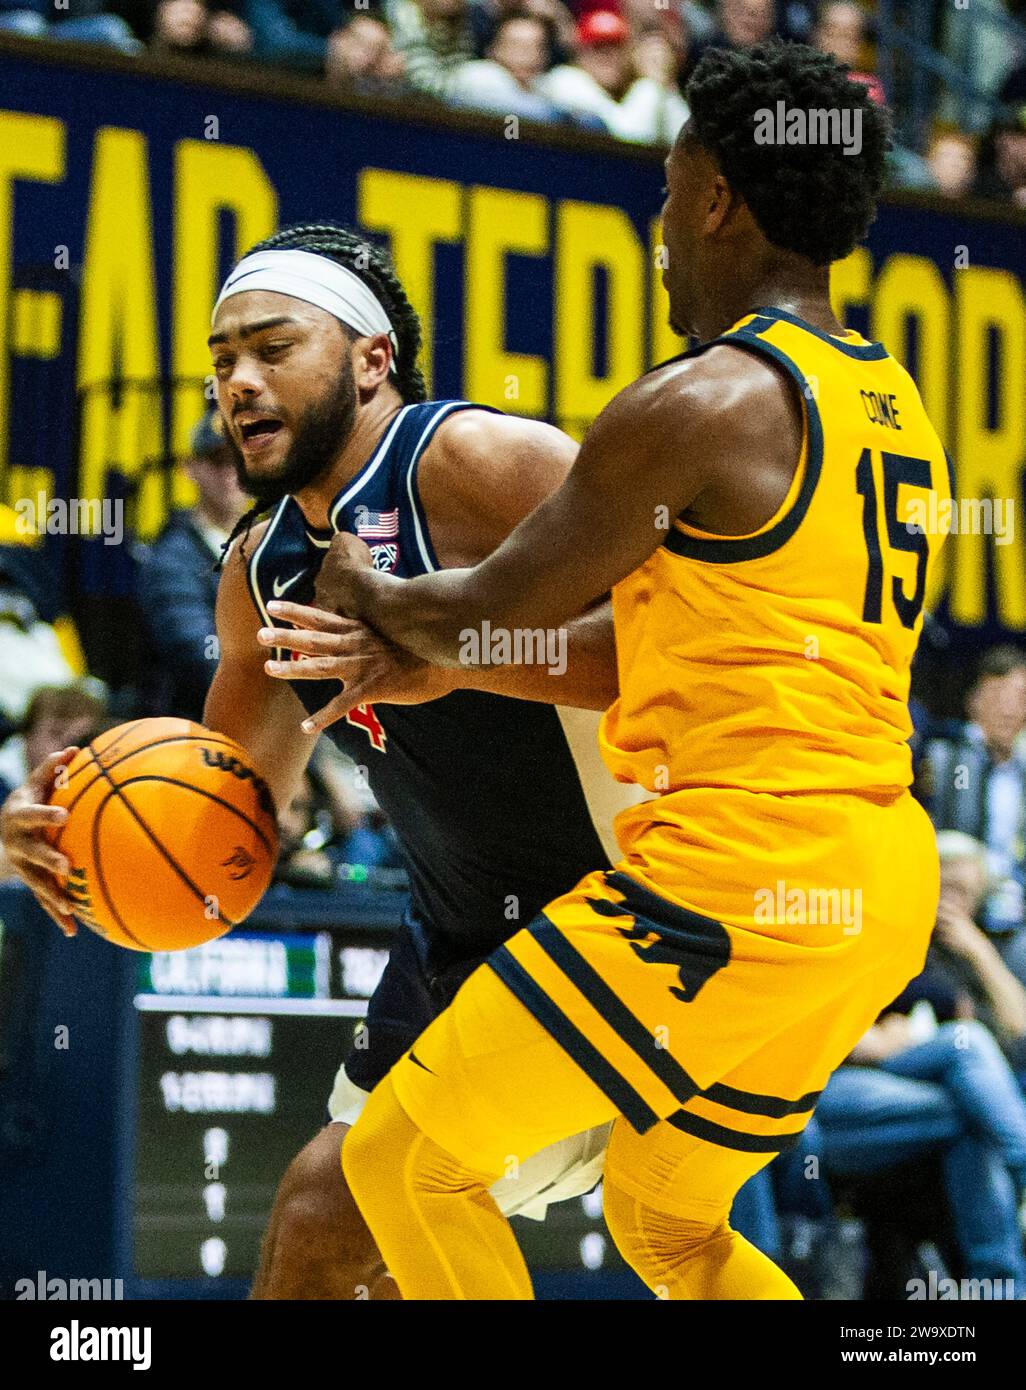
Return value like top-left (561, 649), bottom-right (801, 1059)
top-left (354, 504), bottom-right (399, 539)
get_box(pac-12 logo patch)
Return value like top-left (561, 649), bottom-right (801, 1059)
top-left (370, 543), bottom-right (399, 572)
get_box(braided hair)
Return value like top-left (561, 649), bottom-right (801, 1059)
top-left (217, 222), bottom-right (428, 565)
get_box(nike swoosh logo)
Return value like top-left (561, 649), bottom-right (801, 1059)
top-left (272, 572), bottom-right (303, 598)
top-left (408, 1050), bottom-right (435, 1076)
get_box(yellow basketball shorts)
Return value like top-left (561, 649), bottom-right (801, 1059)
top-left (389, 790), bottom-right (939, 1179)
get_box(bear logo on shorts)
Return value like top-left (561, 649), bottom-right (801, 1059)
top-left (585, 870), bottom-right (732, 1003)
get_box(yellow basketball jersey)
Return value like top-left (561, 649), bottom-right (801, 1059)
top-left (600, 306), bottom-right (952, 807)
top-left (384, 313), bottom-right (953, 1174)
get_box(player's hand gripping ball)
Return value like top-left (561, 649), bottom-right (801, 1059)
top-left (47, 718), bottom-right (279, 951)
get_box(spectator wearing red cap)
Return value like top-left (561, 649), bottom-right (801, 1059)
top-left (539, 7), bottom-right (687, 142)
top-left (578, 9), bottom-right (625, 46)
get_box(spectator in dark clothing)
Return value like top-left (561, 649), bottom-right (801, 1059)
top-left (690, 0), bottom-right (777, 66)
top-left (244, 0), bottom-right (349, 72)
top-left (924, 831), bottom-right (1026, 1054)
top-left (469, 0), bottom-right (574, 64)
top-left (917, 644), bottom-right (1026, 943)
top-left (0, 0), bottom-right (141, 48)
top-left (147, 0), bottom-right (254, 57)
top-left (325, 13), bottom-right (405, 93)
top-left (137, 411), bottom-right (247, 722)
top-left (274, 749), bottom-right (401, 888)
top-left (816, 1020), bottom-right (1026, 1292)
top-left (972, 102), bottom-right (1026, 208)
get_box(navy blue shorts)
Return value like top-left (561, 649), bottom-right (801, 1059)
top-left (343, 915), bottom-right (488, 1094)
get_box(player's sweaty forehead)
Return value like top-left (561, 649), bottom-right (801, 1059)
top-left (207, 289), bottom-right (341, 349)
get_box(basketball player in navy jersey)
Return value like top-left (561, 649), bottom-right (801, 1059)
top-left (0, 222), bottom-right (642, 1298)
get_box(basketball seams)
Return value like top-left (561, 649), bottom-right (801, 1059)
top-left (94, 773), bottom-right (240, 935)
top-left (53, 721), bottom-right (277, 949)
top-left (61, 731), bottom-right (243, 792)
top-left (89, 718), bottom-right (149, 760)
top-left (59, 715), bottom-right (152, 792)
top-left (57, 732), bottom-right (252, 822)
top-left (112, 775), bottom-right (276, 856)
top-left (90, 790), bottom-right (151, 950)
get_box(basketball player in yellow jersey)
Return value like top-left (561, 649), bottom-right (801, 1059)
top-left (322, 40), bottom-right (953, 1299)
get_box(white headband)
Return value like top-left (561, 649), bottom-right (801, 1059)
top-left (213, 248), bottom-right (399, 369)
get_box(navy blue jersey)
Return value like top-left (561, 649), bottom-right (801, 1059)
top-left (247, 401), bottom-right (636, 964)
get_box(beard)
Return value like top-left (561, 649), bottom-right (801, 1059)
top-left (229, 364), bottom-right (358, 510)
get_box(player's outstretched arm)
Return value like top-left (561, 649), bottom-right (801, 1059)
top-left (325, 363), bottom-right (726, 665)
top-left (269, 409), bottom-right (621, 723)
top-left (257, 595), bottom-right (617, 734)
top-left (203, 524), bottom-right (318, 813)
top-left (329, 349), bottom-right (801, 665)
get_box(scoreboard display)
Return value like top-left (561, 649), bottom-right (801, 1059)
top-left (132, 928), bottom-right (384, 1280)
top-left (128, 912), bottom-right (634, 1294)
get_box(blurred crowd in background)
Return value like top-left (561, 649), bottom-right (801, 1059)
top-left (3, 0), bottom-right (1026, 1300)
top-left (3, 401), bottom-right (1026, 1297)
top-left (2, 0), bottom-right (1026, 205)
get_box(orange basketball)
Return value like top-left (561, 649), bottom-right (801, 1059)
top-left (48, 718), bottom-right (279, 952)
